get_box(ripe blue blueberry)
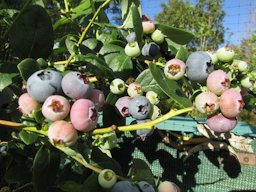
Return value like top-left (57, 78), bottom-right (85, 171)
top-left (137, 181), bottom-right (155, 192)
top-left (141, 42), bottom-right (160, 57)
top-left (186, 51), bottom-right (214, 82)
top-left (110, 181), bottom-right (140, 192)
top-left (126, 32), bottom-right (136, 43)
top-left (27, 69), bottom-right (63, 102)
top-left (61, 71), bottom-right (91, 100)
top-left (131, 119), bottom-right (154, 141)
top-left (128, 96), bottom-right (152, 120)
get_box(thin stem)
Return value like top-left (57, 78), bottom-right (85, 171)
top-left (0, 120), bottom-right (23, 128)
top-left (92, 107), bottom-right (193, 135)
top-left (13, 182), bottom-right (33, 192)
top-left (64, 0), bottom-right (70, 12)
top-left (64, 0), bottom-right (112, 68)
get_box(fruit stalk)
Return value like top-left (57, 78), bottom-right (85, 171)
top-left (92, 107), bottom-right (193, 135)
top-left (64, 0), bottom-right (112, 68)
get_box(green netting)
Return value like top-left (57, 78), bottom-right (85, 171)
top-left (112, 131), bottom-right (256, 191)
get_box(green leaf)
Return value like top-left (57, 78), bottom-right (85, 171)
top-left (56, 181), bottom-right (83, 192)
top-left (9, 5), bottom-right (54, 59)
top-left (149, 63), bottom-right (192, 108)
top-left (99, 44), bottom-right (133, 79)
top-left (155, 23), bottom-right (194, 45)
top-left (175, 46), bottom-right (189, 62)
top-left (106, 92), bottom-right (119, 106)
top-left (82, 173), bottom-right (101, 192)
top-left (4, 164), bottom-right (31, 183)
top-left (74, 54), bottom-right (114, 77)
top-left (127, 159), bottom-right (155, 187)
top-left (0, 73), bottom-right (19, 91)
top-left (90, 147), bottom-right (123, 176)
top-left (82, 38), bottom-right (99, 50)
top-left (53, 1), bottom-right (92, 30)
top-left (131, 4), bottom-right (143, 47)
top-left (136, 69), bottom-right (166, 99)
top-left (32, 146), bottom-right (60, 192)
top-left (17, 58), bottom-right (41, 81)
top-left (19, 130), bottom-right (38, 145)
top-left (121, 0), bottom-right (141, 26)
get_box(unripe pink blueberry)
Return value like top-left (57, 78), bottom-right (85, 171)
top-left (48, 120), bottom-right (78, 147)
top-left (195, 91), bottom-right (219, 114)
top-left (70, 99), bottom-right (98, 132)
top-left (89, 89), bottom-right (106, 111)
top-left (219, 89), bottom-right (244, 118)
top-left (127, 82), bottom-right (143, 97)
top-left (158, 181), bottom-right (181, 192)
top-left (142, 15), bottom-right (155, 34)
top-left (207, 113), bottom-right (237, 133)
top-left (42, 95), bottom-right (70, 121)
top-left (164, 58), bottom-right (186, 80)
top-left (18, 93), bottom-right (40, 117)
top-left (206, 70), bottom-right (230, 95)
top-left (115, 96), bottom-right (131, 117)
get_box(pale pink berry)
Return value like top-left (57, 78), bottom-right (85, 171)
top-left (219, 89), bottom-right (244, 118)
top-left (164, 58), bottom-right (186, 80)
top-left (89, 89), bottom-right (106, 111)
top-left (207, 70), bottom-right (230, 96)
top-left (70, 99), bottom-right (98, 132)
top-left (48, 120), bottom-right (78, 147)
top-left (158, 181), bottom-right (181, 192)
top-left (207, 113), bottom-right (237, 133)
top-left (195, 91), bottom-right (219, 114)
top-left (42, 95), bottom-right (70, 121)
top-left (18, 93), bottom-right (40, 116)
top-left (115, 96), bottom-right (131, 117)
top-left (142, 15), bottom-right (155, 34)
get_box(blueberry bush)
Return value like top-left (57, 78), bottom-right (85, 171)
top-left (0, 0), bottom-right (256, 191)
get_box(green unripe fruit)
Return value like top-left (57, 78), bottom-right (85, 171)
top-left (206, 50), bottom-right (218, 64)
top-left (124, 42), bottom-right (141, 58)
top-left (98, 169), bottom-right (117, 189)
top-left (110, 78), bottom-right (126, 95)
top-left (216, 46), bottom-right (235, 63)
top-left (151, 29), bottom-right (165, 44)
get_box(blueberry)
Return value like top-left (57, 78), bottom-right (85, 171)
top-left (128, 96), bottom-right (152, 120)
top-left (137, 181), bottom-right (155, 192)
top-left (27, 69), bottom-right (63, 102)
top-left (115, 96), bottom-right (132, 117)
top-left (110, 181), bottom-right (140, 192)
top-left (126, 32), bottom-right (136, 43)
top-left (61, 71), bottom-right (91, 100)
top-left (141, 42), bottom-right (159, 57)
top-left (186, 51), bottom-right (214, 82)
top-left (131, 119), bottom-right (154, 141)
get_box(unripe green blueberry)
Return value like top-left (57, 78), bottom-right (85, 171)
top-left (164, 58), bottom-right (186, 80)
top-left (240, 76), bottom-right (253, 89)
top-left (125, 42), bottom-right (141, 58)
top-left (149, 105), bottom-right (161, 120)
top-left (110, 78), bottom-right (126, 95)
top-left (98, 169), bottom-right (117, 189)
top-left (48, 120), bottom-right (78, 147)
top-left (151, 29), bottom-right (165, 44)
top-left (18, 93), bottom-right (40, 117)
top-left (216, 46), bottom-right (235, 63)
top-left (158, 181), bottom-right (180, 192)
top-left (237, 60), bottom-right (249, 72)
top-left (146, 91), bottom-right (160, 105)
top-left (206, 50), bottom-right (218, 65)
top-left (127, 82), bottom-right (143, 98)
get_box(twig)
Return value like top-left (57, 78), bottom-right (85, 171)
top-left (12, 182), bottom-right (33, 192)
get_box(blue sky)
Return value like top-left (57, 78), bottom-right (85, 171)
top-left (141, 0), bottom-right (256, 45)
